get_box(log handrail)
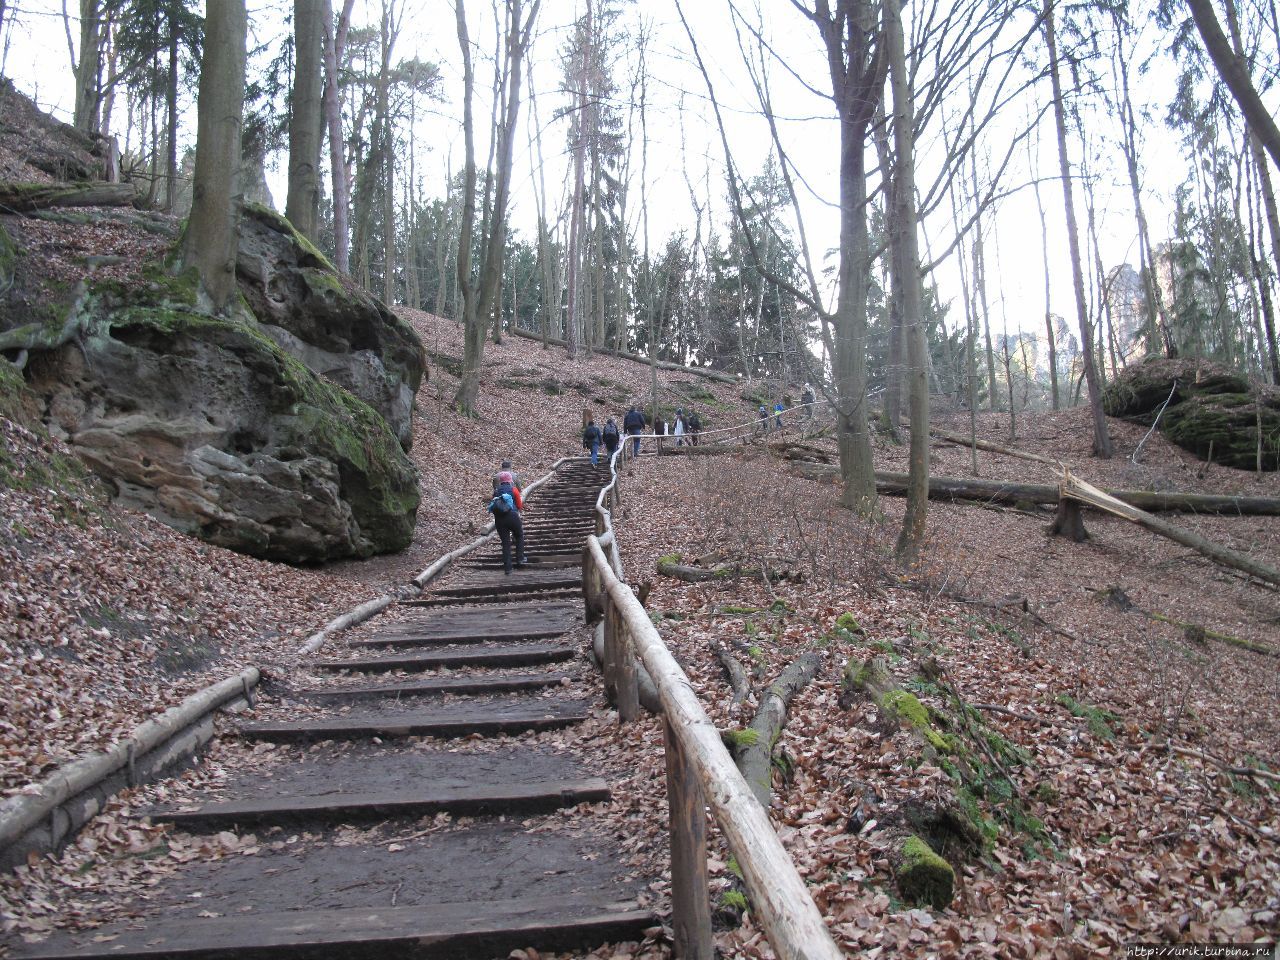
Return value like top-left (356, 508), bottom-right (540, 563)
top-left (583, 537), bottom-right (841, 959)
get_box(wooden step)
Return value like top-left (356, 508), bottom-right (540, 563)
top-left (300, 671), bottom-right (573, 700)
top-left (433, 570), bottom-right (581, 598)
top-left (149, 777), bottom-right (610, 830)
top-left (401, 590), bottom-right (581, 609)
top-left (239, 700), bottom-right (591, 742)
top-left (317, 642), bottom-right (577, 672)
top-left (351, 604), bottom-right (578, 647)
top-left (12, 894), bottom-right (654, 959)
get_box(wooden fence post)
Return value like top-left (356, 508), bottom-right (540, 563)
top-left (602, 597), bottom-right (620, 707)
top-left (615, 619), bottom-right (639, 723)
top-left (665, 717), bottom-right (713, 959)
top-left (582, 545), bottom-right (600, 623)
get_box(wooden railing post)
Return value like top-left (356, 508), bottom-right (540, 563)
top-left (582, 544), bottom-right (600, 623)
top-left (615, 619), bottom-right (639, 723)
top-left (601, 596), bottom-right (620, 707)
top-left (664, 717), bottom-right (713, 960)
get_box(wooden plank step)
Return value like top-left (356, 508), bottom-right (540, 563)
top-left (239, 700), bottom-right (591, 742)
top-left (400, 590), bottom-right (581, 609)
top-left (434, 571), bottom-right (581, 598)
top-left (351, 604), bottom-right (578, 647)
top-left (317, 642), bottom-right (577, 672)
top-left (349, 627), bottom-right (570, 648)
top-left (299, 671), bottom-right (573, 699)
top-left (149, 777), bottom-right (610, 829)
top-left (12, 895), bottom-right (654, 960)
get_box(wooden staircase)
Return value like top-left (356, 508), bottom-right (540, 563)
top-left (16, 460), bottom-right (655, 960)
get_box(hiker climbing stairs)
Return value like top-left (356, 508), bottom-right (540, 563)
top-left (15, 459), bottom-right (655, 960)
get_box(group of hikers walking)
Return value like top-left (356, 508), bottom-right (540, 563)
top-left (581, 405), bottom-right (704, 466)
top-left (491, 384), bottom-right (821, 574)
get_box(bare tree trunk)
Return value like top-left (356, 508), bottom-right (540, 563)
top-left (1226, 0), bottom-right (1280, 383)
top-left (563, 2), bottom-right (591, 360)
top-left (163, 9), bottom-right (178, 212)
top-left (1045, 0), bottom-right (1112, 457)
top-left (887, 0), bottom-right (929, 566)
top-left (100, 13), bottom-right (118, 140)
top-left (322, 0), bottom-right (355, 273)
top-left (287, 0), bottom-right (324, 239)
top-left (73, 0), bottom-right (103, 135)
top-left (454, 0), bottom-right (541, 413)
top-left (182, 0), bottom-right (246, 314)
top-left (1031, 166), bottom-right (1059, 409)
top-left (1186, 0), bottom-right (1280, 170)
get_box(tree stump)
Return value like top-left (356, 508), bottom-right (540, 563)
top-left (1048, 498), bottom-right (1088, 542)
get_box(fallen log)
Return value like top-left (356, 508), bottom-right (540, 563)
top-left (656, 554), bottom-right (796, 583)
top-left (0, 667), bottom-right (259, 871)
top-left (508, 326), bottom-right (737, 384)
top-left (715, 645), bottom-right (751, 705)
top-left (1061, 473), bottom-right (1280, 588)
top-left (788, 461), bottom-right (1280, 516)
top-left (729, 652), bottom-right (823, 808)
top-left (0, 181), bottom-right (135, 213)
top-left (929, 428), bottom-right (1063, 467)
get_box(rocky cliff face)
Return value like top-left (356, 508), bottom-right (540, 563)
top-left (0, 86), bottom-right (425, 564)
top-left (22, 273), bottom-right (420, 562)
top-left (235, 204), bottom-right (425, 450)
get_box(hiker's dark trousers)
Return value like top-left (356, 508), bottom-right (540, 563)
top-left (496, 512), bottom-right (525, 573)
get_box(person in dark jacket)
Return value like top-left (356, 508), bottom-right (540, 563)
top-left (488, 477), bottom-right (527, 574)
top-left (623, 405), bottom-right (646, 457)
top-left (603, 418), bottom-right (621, 459)
top-left (583, 419), bottom-right (603, 467)
top-left (687, 410), bottom-right (702, 446)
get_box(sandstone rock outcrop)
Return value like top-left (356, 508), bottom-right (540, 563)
top-left (1103, 358), bottom-right (1279, 471)
top-left (235, 203), bottom-right (425, 449)
top-left (24, 275), bottom-right (419, 562)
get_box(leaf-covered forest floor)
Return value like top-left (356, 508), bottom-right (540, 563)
top-left (2, 289), bottom-right (1278, 955)
top-left (599, 408), bottom-right (1279, 955)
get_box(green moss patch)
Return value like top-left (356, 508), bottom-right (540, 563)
top-left (896, 835), bottom-right (954, 910)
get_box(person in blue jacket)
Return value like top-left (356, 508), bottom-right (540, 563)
top-left (582, 418), bottom-right (603, 467)
top-left (623, 405), bottom-right (646, 457)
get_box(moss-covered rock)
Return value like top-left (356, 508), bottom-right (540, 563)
top-left (895, 835), bottom-right (954, 910)
top-left (24, 278), bottom-right (418, 562)
top-left (236, 203), bottom-right (426, 450)
top-left (1103, 357), bottom-right (1280, 470)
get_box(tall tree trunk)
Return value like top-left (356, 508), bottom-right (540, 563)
top-left (874, 105), bottom-right (902, 435)
top-left (454, 0), bottom-right (541, 413)
top-left (163, 8), bottom-right (178, 212)
top-left (563, 2), bottom-right (591, 360)
top-left (73, 0), bottom-right (103, 135)
top-left (1113, 21), bottom-right (1173, 357)
top-left (322, 0), bottom-right (355, 272)
top-left (1226, 0), bottom-right (1280, 383)
top-left (287, 0), bottom-right (324, 239)
top-left (1045, 0), bottom-right (1112, 457)
top-left (1186, 0), bottom-right (1280, 170)
top-left (887, 0), bottom-right (928, 565)
top-left (100, 13), bottom-right (118, 140)
top-left (970, 146), bottom-right (997, 412)
top-left (1031, 162), bottom-right (1059, 409)
top-left (183, 0), bottom-right (246, 314)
